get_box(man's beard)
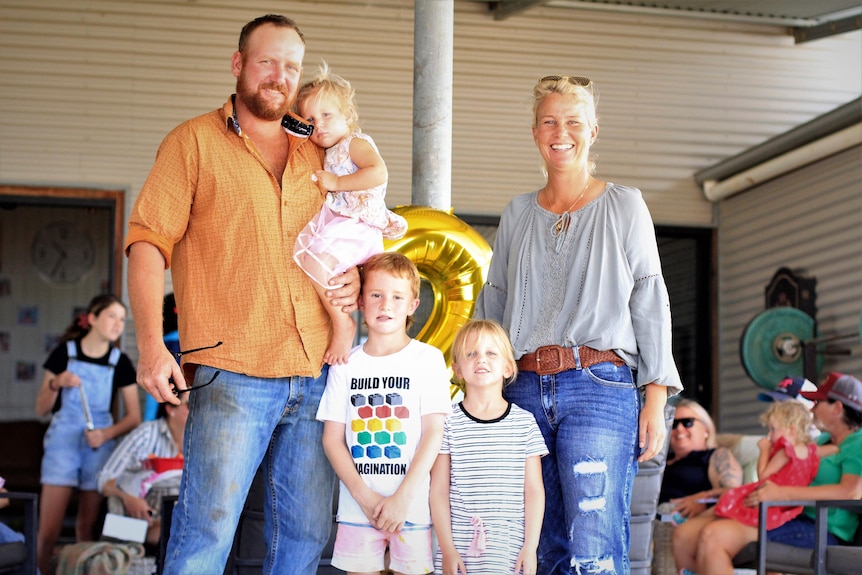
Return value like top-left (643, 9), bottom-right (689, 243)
top-left (237, 79), bottom-right (293, 121)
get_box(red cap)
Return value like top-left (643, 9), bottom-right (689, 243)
top-left (800, 372), bottom-right (862, 411)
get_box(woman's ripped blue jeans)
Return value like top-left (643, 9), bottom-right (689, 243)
top-left (505, 362), bottom-right (640, 575)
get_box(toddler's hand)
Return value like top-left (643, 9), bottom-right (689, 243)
top-left (311, 170), bottom-right (338, 193)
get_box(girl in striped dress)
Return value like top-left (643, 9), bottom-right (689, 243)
top-left (430, 320), bottom-right (548, 575)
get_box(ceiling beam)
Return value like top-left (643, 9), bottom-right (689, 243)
top-left (794, 14), bottom-right (862, 43)
top-left (488, 0), bottom-right (861, 41)
top-left (489, 0), bottom-right (547, 20)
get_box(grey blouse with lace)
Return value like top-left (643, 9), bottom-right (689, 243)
top-left (474, 182), bottom-right (682, 393)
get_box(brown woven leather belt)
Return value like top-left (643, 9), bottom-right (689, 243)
top-left (516, 345), bottom-right (625, 375)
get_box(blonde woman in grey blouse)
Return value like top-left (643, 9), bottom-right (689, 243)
top-left (474, 74), bottom-right (683, 575)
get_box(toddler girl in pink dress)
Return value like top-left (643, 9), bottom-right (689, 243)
top-left (294, 64), bottom-right (407, 365)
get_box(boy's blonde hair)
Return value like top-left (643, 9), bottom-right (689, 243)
top-left (360, 252), bottom-right (420, 328)
top-left (760, 401), bottom-right (813, 445)
top-left (295, 61), bottom-right (360, 133)
top-left (451, 319), bottom-right (518, 387)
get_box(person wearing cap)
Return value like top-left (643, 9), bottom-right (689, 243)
top-left (759, 375), bottom-right (821, 441)
top-left (758, 375), bottom-right (818, 409)
top-left (684, 372), bottom-right (862, 574)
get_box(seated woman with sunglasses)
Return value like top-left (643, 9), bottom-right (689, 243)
top-left (659, 399), bottom-right (743, 519)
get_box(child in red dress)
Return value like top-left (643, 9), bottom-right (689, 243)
top-left (713, 400), bottom-right (825, 529)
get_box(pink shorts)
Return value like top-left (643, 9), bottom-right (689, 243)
top-left (331, 522), bottom-right (433, 575)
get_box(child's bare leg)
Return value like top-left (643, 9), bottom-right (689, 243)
top-left (297, 250), bottom-right (337, 291)
top-left (298, 249), bottom-right (356, 364)
top-left (312, 281), bottom-right (356, 365)
top-left (76, 490), bottom-right (103, 541)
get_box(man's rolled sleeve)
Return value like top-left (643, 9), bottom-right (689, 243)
top-left (124, 225), bottom-right (175, 268)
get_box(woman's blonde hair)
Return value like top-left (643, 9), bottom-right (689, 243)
top-left (760, 401), bottom-right (813, 445)
top-left (451, 319), bottom-right (518, 387)
top-left (674, 399), bottom-right (718, 449)
top-left (295, 61), bottom-right (360, 133)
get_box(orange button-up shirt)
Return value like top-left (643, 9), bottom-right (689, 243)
top-left (126, 97), bottom-right (329, 378)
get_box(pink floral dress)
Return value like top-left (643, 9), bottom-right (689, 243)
top-left (323, 132), bottom-right (406, 238)
top-left (293, 131), bottom-right (407, 287)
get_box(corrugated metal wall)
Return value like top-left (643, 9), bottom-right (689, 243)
top-left (0, 0), bottom-right (860, 420)
top-left (0, 0), bottom-right (859, 227)
top-left (450, 4), bottom-right (861, 225)
top-left (716, 145), bottom-right (862, 434)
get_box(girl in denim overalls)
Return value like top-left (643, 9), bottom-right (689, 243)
top-left (34, 294), bottom-right (140, 575)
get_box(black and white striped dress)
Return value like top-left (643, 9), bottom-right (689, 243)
top-left (435, 402), bottom-right (548, 574)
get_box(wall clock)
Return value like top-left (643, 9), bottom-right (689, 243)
top-left (31, 221), bottom-right (95, 284)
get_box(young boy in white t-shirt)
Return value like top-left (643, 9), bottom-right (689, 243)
top-left (316, 252), bottom-right (452, 575)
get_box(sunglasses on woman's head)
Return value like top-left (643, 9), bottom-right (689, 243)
top-left (540, 75), bottom-right (592, 87)
top-left (672, 417), bottom-right (697, 429)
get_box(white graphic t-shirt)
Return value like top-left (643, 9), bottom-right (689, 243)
top-left (316, 339), bottom-right (452, 525)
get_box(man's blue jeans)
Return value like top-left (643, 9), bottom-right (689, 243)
top-left (163, 365), bottom-right (336, 575)
top-left (505, 362), bottom-right (640, 575)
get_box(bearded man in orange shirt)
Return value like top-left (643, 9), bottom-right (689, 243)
top-left (126, 14), bottom-right (359, 574)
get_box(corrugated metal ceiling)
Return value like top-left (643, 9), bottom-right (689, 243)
top-left (483, 0), bottom-right (862, 41)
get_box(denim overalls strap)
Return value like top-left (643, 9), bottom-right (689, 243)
top-left (54, 340), bottom-right (119, 429)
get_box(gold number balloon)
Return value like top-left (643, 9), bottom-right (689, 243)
top-left (383, 206), bottom-right (493, 398)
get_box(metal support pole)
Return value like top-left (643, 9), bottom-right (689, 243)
top-left (412, 0), bottom-right (453, 210)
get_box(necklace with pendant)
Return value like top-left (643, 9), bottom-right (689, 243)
top-left (551, 177), bottom-right (591, 236)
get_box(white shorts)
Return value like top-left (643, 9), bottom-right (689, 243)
top-left (331, 521), bottom-right (433, 575)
